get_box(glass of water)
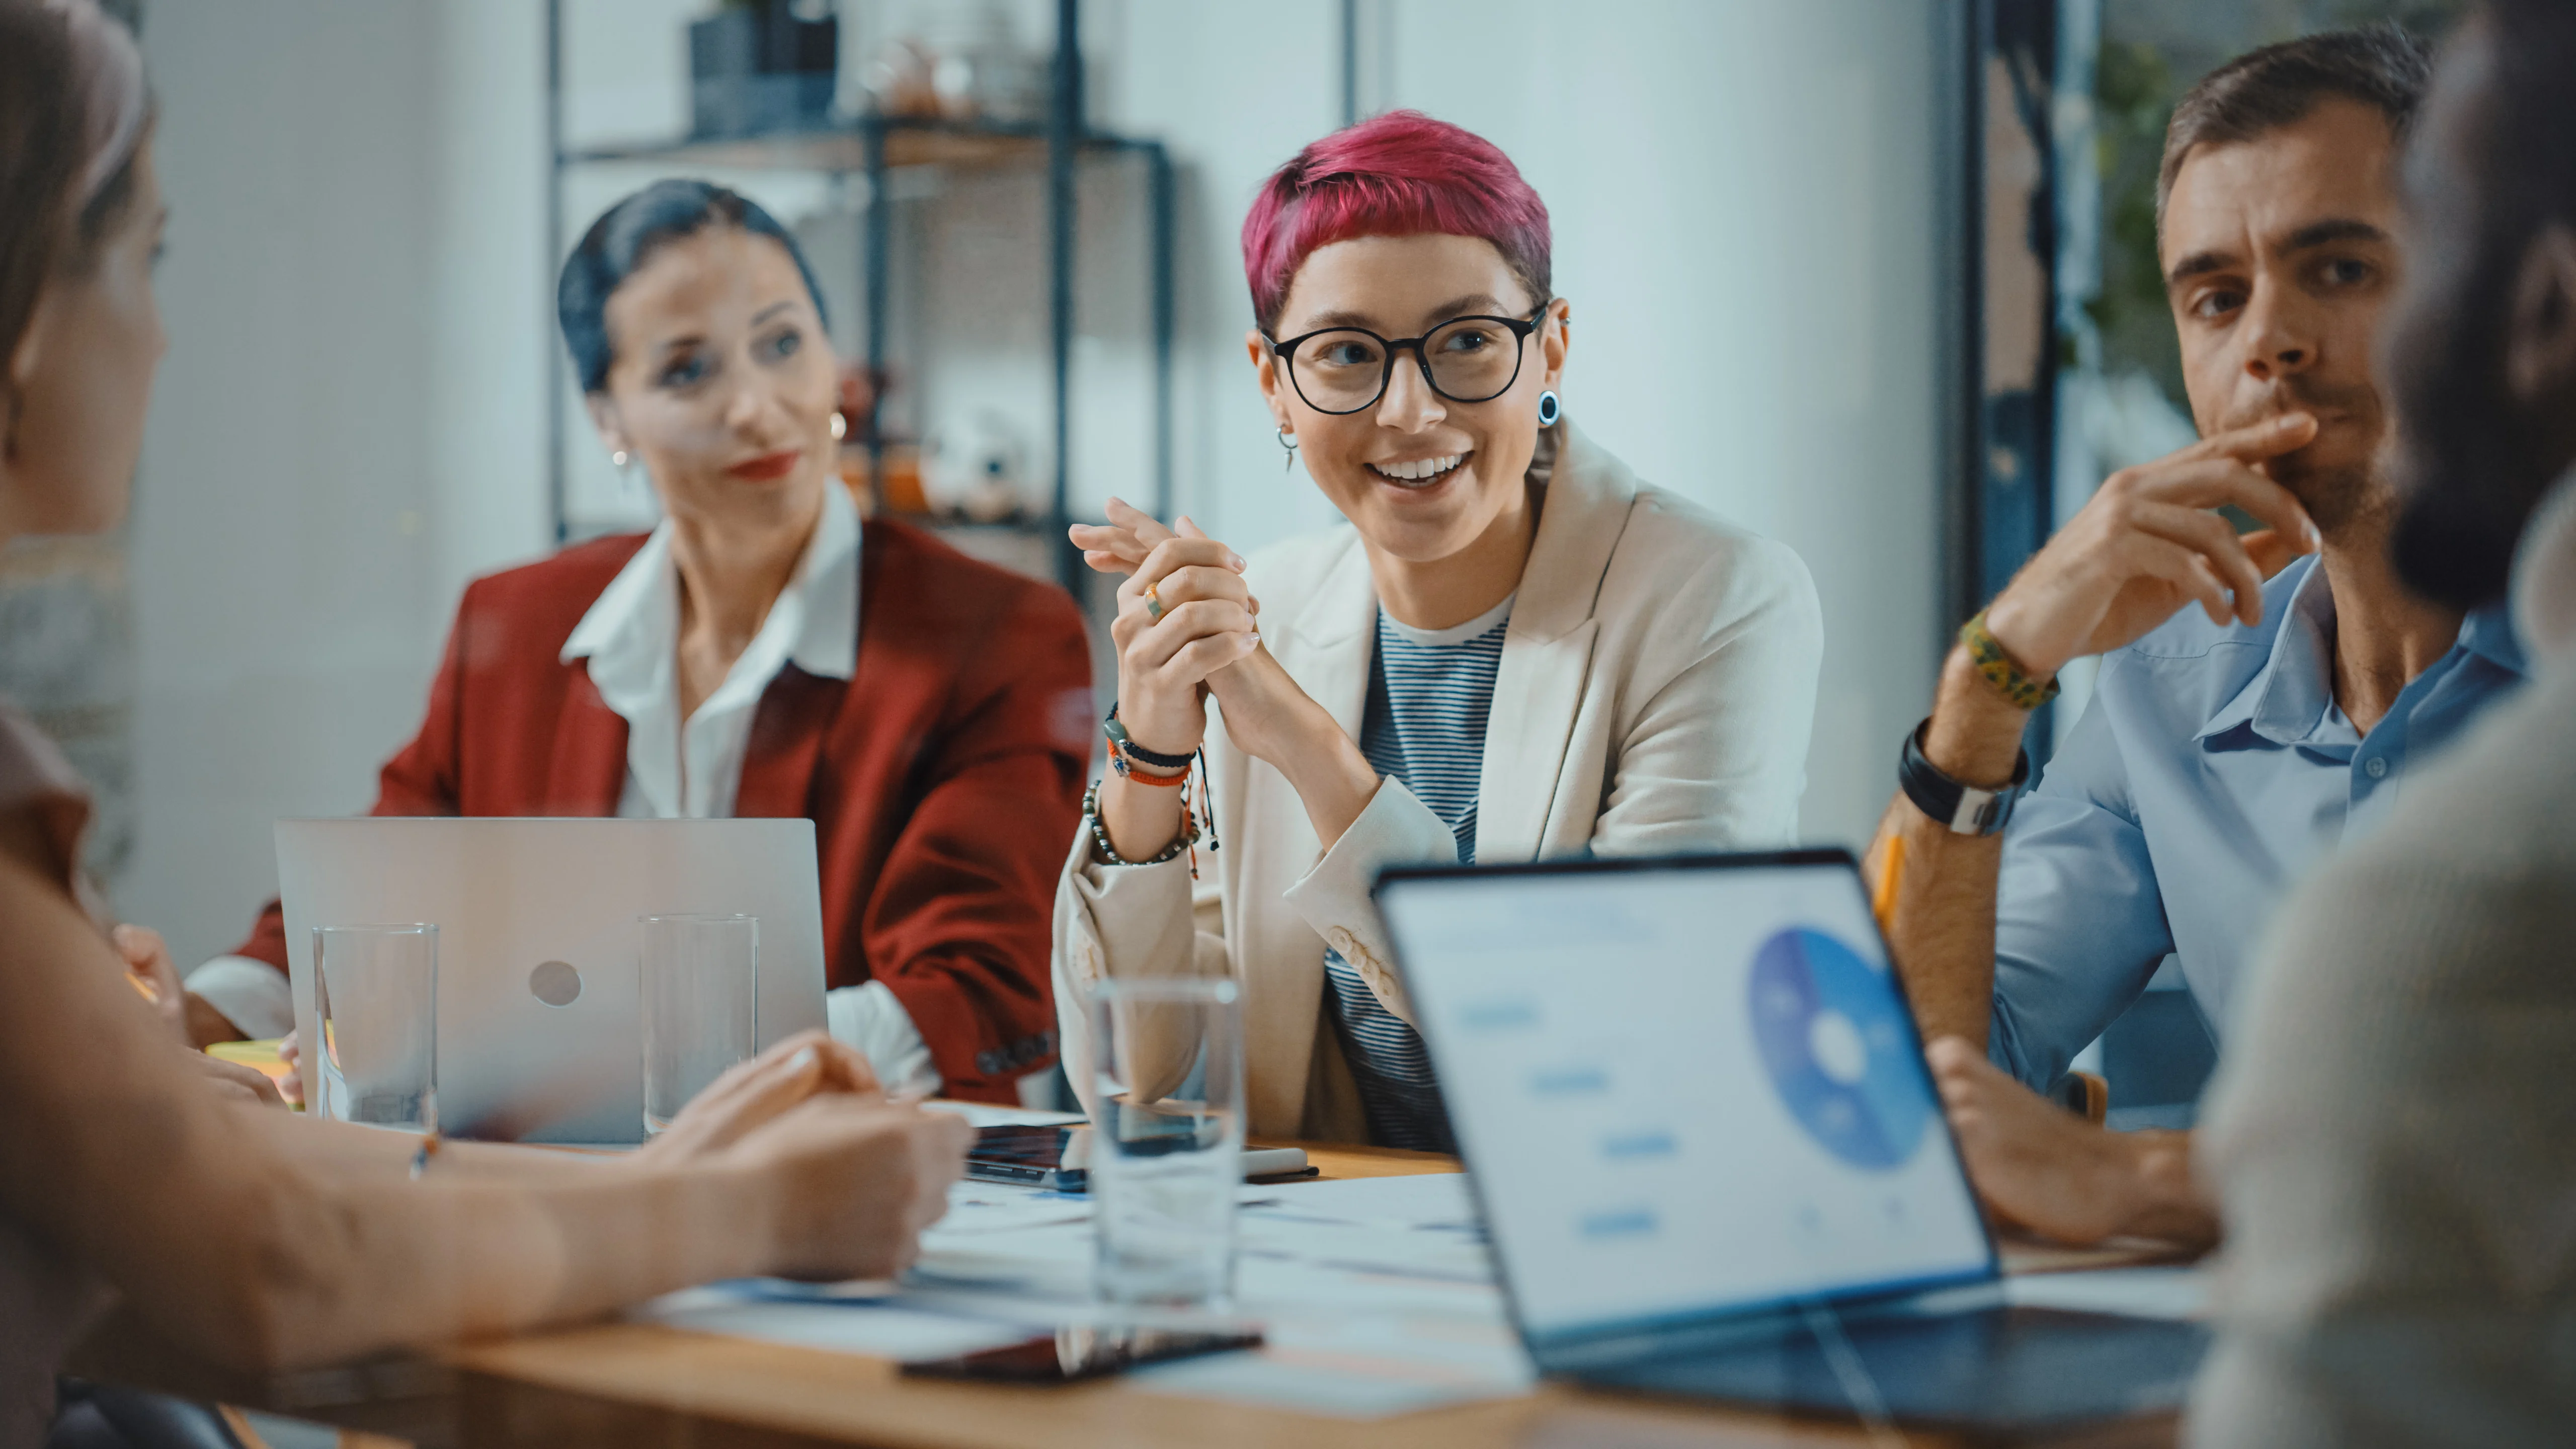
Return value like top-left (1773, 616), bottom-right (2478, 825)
top-left (639, 913), bottom-right (758, 1135)
top-left (311, 923), bottom-right (439, 1133)
top-left (1087, 976), bottom-right (1245, 1308)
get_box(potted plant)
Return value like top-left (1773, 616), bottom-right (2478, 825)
top-left (689, 0), bottom-right (838, 140)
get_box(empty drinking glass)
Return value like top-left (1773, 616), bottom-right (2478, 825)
top-left (1087, 977), bottom-right (1245, 1308)
top-left (311, 923), bottom-right (439, 1134)
top-left (639, 913), bottom-right (759, 1134)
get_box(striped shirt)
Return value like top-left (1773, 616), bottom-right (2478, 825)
top-left (1323, 595), bottom-right (1512, 1152)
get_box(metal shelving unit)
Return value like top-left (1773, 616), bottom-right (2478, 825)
top-left (542, 0), bottom-right (1174, 598)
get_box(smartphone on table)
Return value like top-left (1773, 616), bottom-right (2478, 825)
top-left (901, 1327), bottom-right (1264, 1384)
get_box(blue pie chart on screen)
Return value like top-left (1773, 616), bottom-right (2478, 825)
top-left (1748, 927), bottom-right (1933, 1170)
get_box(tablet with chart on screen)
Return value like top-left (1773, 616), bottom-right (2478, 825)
top-left (1374, 849), bottom-right (2207, 1432)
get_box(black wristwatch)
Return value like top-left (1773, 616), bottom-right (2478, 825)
top-left (1897, 717), bottom-right (2029, 836)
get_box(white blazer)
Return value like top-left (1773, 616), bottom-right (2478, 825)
top-left (1052, 424), bottom-right (1824, 1139)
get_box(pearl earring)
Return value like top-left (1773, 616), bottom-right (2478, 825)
top-left (610, 449), bottom-right (629, 468)
top-left (830, 411), bottom-right (848, 442)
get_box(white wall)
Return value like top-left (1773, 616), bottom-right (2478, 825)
top-left (114, 0), bottom-right (1939, 967)
top-left (123, 1), bottom-right (552, 969)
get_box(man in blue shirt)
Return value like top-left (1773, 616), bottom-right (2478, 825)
top-left (1870, 28), bottom-right (2526, 1248)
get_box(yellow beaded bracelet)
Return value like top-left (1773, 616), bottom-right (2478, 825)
top-left (1959, 611), bottom-right (2060, 711)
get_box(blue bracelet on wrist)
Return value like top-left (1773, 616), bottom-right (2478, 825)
top-left (1105, 704), bottom-right (1197, 770)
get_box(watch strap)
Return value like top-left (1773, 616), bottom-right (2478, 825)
top-left (1898, 717), bottom-right (2029, 837)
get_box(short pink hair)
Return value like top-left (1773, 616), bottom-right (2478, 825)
top-left (1241, 110), bottom-right (1552, 333)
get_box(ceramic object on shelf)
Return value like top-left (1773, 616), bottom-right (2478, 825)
top-left (923, 411), bottom-right (1029, 524)
top-left (872, 0), bottom-right (1043, 123)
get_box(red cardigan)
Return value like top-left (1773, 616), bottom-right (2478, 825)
top-left (234, 518), bottom-right (1094, 1102)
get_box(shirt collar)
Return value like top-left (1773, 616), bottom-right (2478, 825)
top-left (2195, 546), bottom-right (2531, 749)
top-left (789, 481), bottom-right (861, 681)
top-left (2455, 595), bottom-right (2527, 680)
top-left (561, 482), bottom-right (862, 685)
top-left (2196, 557), bottom-right (2344, 748)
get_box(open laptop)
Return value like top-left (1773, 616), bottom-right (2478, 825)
top-left (277, 818), bottom-right (829, 1145)
top-left (1374, 849), bottom-right (2205, 1432)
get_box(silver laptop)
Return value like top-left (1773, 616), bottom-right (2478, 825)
top-left (1375, 849), bottom-right (2204, 1432)
top-left (278, 818), bottom-right (829, 1145)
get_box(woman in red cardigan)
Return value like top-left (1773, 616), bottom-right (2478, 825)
top-left (179, 181), bottom-right (1092, 1103)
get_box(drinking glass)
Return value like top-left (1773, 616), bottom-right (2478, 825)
top-left (1087, 977), bottom-right (1245, 1308)
top-left (311, 923), bottom-right (439, 1134)
top-left (639, 913), bottom-right (759, 1134)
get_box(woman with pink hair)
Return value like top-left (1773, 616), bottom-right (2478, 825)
top-left (1055, 112), bottom-right (1823, 1146)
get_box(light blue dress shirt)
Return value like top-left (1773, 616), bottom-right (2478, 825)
top-left (1988, 554), bottom-right (2527, 1090)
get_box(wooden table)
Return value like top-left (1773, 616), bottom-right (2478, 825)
top-left (70, 1142), bottom-right (2178, 1449)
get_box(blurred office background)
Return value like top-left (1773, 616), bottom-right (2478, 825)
top-left (0, 0), bottom-right (2451, 1117)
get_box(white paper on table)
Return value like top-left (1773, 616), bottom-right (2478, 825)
top-left (639, 1169), bottom-right (1534, 1421)
top-left (1238, 1216), bottom-right (1494, 1285)
top-left (911, 1220), bottom-right (1096, 1301)
top-left (634, 1284), bottom-right (1044, 1360)
top-left (1132, 1252), bottom-right (1534, 1417)
top-left (930, 1178), bottom-right (1094, 1236)
top-left (2001, 1265), bottom-right (2208, 1321)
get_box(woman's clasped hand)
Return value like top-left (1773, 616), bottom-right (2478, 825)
top-left (1075, 499), bottom-right (1382, 862)
top-left (1078, 499), bottom-right (1260, 762)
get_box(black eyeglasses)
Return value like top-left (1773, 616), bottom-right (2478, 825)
top-left (1264, 306), bottom-right (1548, 416)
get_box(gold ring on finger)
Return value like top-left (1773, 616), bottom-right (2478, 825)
top-left (1144, 583), bottom-right (1164, 620)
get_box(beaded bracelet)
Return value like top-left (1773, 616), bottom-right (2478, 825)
top-left (1959, 611), bottom-right (2060, 711)
top-left (1083, 781), bottom-right (1198, 867)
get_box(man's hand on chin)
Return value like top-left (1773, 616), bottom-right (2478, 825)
top-left (1922, 1035), bottom-right (2218, 1251)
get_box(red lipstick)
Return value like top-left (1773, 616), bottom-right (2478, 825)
top-left (727, 449), bottom-right (802, 481)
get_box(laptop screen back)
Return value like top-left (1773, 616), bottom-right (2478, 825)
top-left (1379, 852), bottom-right (1994, 1347)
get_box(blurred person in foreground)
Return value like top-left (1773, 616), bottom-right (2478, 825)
top-left (1866, 27), bottom-right (2527, 1249)
top-left (1048, 112), bottom-right (1822, 1146)
top-left (0, 6), bottom-right (965, 1443)
top-left (173, 176), bottom-right (1092, 1104)
top-left (2192, 3), bottom-right (2576, 1440)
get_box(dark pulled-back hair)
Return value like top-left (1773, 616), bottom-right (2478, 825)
top-left (557, 180), bottom-right (830, 394)
top-left (2157, 24), bottom-right (2434, 223)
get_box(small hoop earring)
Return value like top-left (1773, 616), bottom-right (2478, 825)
top-left (1277, 427), bottom-right (1300, 473)
top-left (830, 411), bottom-right (848, 442)
top-left (1537, 390), bottom-right (1562, 428)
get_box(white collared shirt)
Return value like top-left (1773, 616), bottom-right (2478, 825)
top-left (191, 484), bottom-right (936, 1093)
top-left (562, 481), bottom-right (862, 820)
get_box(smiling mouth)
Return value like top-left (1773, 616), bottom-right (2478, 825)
top-left (727, 449), bottom-right (802, 481)
top-left (1365, 452), bottom-right (1469, 488)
